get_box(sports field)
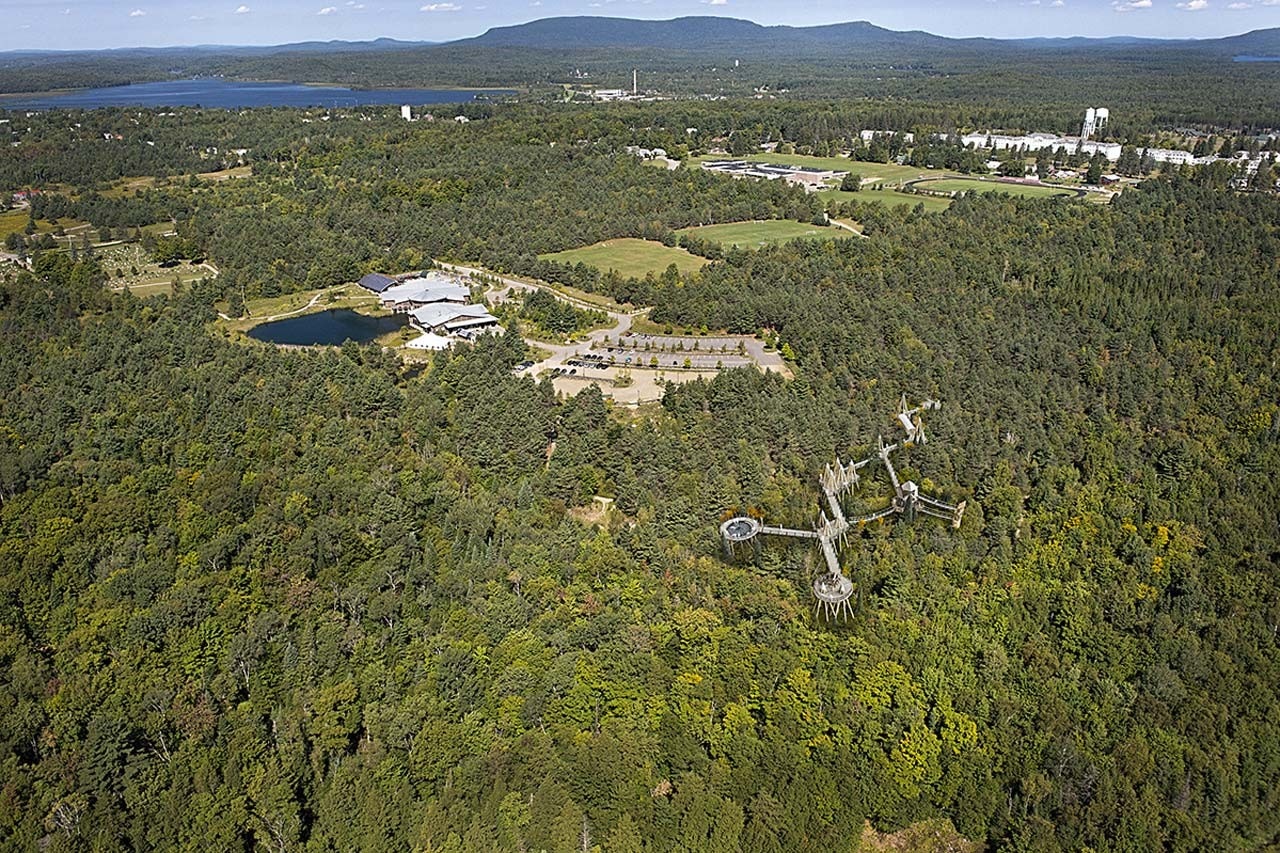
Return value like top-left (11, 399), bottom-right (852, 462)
top-left (677, 219), bottom-right (854, 248)
top-left (541, 238), bottom-right (707, 279)
top-left (910, 178), bottom-right (1076, 199)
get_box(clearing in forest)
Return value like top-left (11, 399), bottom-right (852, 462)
top-left (677, 219), bottom-right (854, 248)
top-left (909, 178), bottom-right (1078, 199)
top-left (541, 238), bottom-right (707, 279)
top-left (818, 186), bottom-right (954, 212)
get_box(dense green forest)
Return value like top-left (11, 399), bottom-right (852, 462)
top-left (1, 97), bottom-right (1280, 852)
top-left (4, 101), bottom-right (1268, 309)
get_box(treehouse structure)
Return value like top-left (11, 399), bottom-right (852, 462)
top-left (720, 395), bottom-right (966, 620)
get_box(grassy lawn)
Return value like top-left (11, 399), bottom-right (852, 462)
top-left (911, 178), bottom-right (1076, 199)
top-left (677, 219), bottom-right (854, 248)
top-left (99, 176), bottom-right (159, 198)
top-left (541, 238), bottom-right (707, 280)
top-left (0, 209), bottom-right (91, 239)
top-left (218, 284), bottom-right (382, 333)
top-left (198, 166), bottom-right (252, 182)
top-left (818, 187), bottom-right (954, 213)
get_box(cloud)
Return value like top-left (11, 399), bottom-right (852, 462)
top-left (707, 0), bottom-right (727, 5)
top-left (234, 4), bottom-right (250, 12)
top-left (318, 5), bottom-right (336, 12)
top-left (190, 13), bottom-right (207, 19)
top-left (1051, 0), bottom-right (1065, 6)
top-left (1176, 0), bottom-right (1208, 8)
top-left (421, 2), bottom-right (461, 9)
top-left (129, 8), bottom-right (145, 16)
top-left (1227, 1), bottom-right (1249, 7)
top-left (1112, 0), bottom-right (1151, 10)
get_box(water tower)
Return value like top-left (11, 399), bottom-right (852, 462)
top-left (1081, 107), bottom-right (1109, 140)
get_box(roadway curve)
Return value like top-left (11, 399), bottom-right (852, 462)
top-left (435, 261), bottom-right (788, 381)
top-left (435, 262), bottom-right (641, 376)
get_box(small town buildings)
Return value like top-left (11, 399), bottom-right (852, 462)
top-left (701, 159), bottom-right (845, 190)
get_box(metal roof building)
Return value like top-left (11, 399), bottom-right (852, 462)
top-left (409, 303), bottom-right (497, 333)
top-left (358, 273), bottom-right (397, 293)
top-left (379, 275), bottom-right (470, 311)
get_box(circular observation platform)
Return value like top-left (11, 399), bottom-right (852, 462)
top-left (720, 516), bottom-right (762, 544)
top-left (812, 572), bottom-right (854, 605)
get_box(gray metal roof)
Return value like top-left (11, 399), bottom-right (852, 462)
top-left (358, 273), bottom-right (396, 293)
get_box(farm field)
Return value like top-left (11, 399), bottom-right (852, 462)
top-left (678, 219), bottom-right (855, 248)
top-left (910, 178), bottom-right (1077, 199)
top-left (818, 186), bottom-right (954, 212)
top-left (541, 238), bottom-right (707, 279)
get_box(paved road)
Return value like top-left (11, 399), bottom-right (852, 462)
top-left (435, 261), bottom-right (789, 382)
top-left (436, 262), bottom-right (640, 377)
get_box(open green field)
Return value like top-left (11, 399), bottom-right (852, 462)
top-left (818, 187), bottom-right (954, 213)
top-left (541, 238), bottom-right (707, 279)
top-left (911, 178), bottom-right (1077, 199)
top-left (0, 208), bottom-right (90, 239)
top-left (678, 219), bottom-right (855, 248)
top-left (216, 284), bottom-right (383, 334)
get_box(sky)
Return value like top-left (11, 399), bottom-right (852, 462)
top-left (4, 0), bottom-right (1280, 51)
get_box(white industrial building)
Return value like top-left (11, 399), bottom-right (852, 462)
top-left (957, 132), bottom-right (1122, 161)
top-left (1142, 148), bottom-right (1196, 166)
top-left (860, 130), bottom-right (914, 143)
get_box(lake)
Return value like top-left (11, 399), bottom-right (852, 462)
top-left (247, 309), bottom-right (407, 346)
top-left (0, 78), bottom-right (510, 110)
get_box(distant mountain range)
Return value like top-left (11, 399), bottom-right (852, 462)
top-left (0, 38), bottom-right (432, 60)
top-left (451, 16), bottom-right (1277, 56)
top-left (2, 16), bottom-right (1278, 59)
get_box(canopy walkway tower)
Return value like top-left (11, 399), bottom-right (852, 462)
top-left (720, 395), bottom-right (966, 620)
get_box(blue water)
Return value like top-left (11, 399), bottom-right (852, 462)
top-left (0, 78), bottom-right (509, 110)
top-left (247, 309), bottom-right (407, 346)
top-left (1233, 55), bottom-right (1280, 62)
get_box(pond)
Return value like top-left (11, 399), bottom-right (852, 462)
top-left (0, 78), bottom-right (512, 110)
top-left (246, 309), bottom-right (407, 346)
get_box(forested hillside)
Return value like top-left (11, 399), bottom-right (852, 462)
top-left (2, 94), bottom-right (1278, 852)
top-left (3, 20), bottom-right (1280, 130)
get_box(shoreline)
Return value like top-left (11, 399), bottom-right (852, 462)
top-left (0, 77), bottom-right (518, 104)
